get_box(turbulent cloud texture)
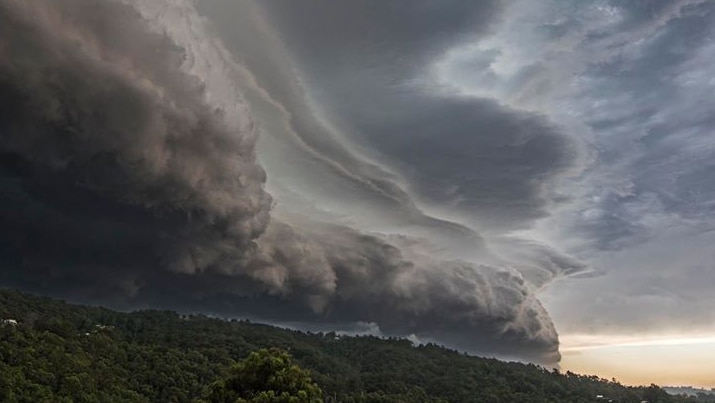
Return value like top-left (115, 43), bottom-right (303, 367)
top-left (429, 0), bottom-right (715, 335)
top-left (9, 0), bottom-right (710, 368)
top-left (0, 0), bottom-right (582, 365)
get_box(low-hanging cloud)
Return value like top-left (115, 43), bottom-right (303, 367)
top-left (0, 0), bottom-right (575, 365)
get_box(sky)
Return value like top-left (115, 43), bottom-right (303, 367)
top-left (1, 0), bottom-right (714, 387)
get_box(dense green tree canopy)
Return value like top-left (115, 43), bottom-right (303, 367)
top-left (0, 289), bottom-right (711, 402)
top-left (208, 348), bottom-right (322, 403)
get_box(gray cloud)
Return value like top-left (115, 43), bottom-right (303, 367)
top-left (545, 227), bottom-right (715, 334)
top-left (263, 0), bottom-right (715, 341)
top-left (230, 0), bottom-right (579, 232)
top-left (0, 0), bottom-right (567, 365)
top-left (200, 0), bottom-right (715, 356)
top-left (339, 94), bottom-right (577, 230)
top-left (450, 0), bottom-right (715, 334)
top-left (256, 0), bottom-right (503, 76)
top-left (251, 224), bottom-right (561, 364)
top-left (548, 0), bottom-right (715, 254)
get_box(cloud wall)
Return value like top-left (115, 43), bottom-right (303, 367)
top-left (0, 0), bottom-right (583, 365)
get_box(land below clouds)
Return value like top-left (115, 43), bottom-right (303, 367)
top-left (1, 288), bottom-right (711, 402)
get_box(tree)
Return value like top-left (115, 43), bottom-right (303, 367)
top-left (207, 348), bottom-right (323, 403)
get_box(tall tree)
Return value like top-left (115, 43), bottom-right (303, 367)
top-left (207, 348), bottom-right (323, 403)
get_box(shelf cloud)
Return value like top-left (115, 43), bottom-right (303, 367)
top-left (6, 0), bottom-right (710, 368)
top-left (0, 0), bottom-right (593, 366)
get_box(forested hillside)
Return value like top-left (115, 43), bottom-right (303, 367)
top-left (0, 289), bottom-right (708, 402)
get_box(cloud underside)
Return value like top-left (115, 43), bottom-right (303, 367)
top-left (0, 0), bottom-right (577, 365)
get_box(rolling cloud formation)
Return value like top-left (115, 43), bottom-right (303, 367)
top-left (0, 0), bottom-right (593, 365)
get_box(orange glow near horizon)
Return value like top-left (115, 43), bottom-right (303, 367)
top-left (559, 334), bottom-right (715, 389)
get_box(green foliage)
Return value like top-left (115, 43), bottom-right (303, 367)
top-left (207, 348), bottom-right (322, 403)
top-left (0, 289), bottom-right (706, 402)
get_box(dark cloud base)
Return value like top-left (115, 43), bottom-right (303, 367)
top-left (0, 0), bottom-right (561, 365)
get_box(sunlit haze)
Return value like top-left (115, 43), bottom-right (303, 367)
top-left (561, 334), bottom-right (715, 388)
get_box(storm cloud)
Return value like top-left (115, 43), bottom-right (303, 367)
top-left (191, 0), bottom-right (715, 355)
top-left (0, 0), bottom-right (583, 365)
top-left (427, 0), bottom-right (715, 337)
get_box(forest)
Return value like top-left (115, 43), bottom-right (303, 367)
top-left (0, 289), bottom-right (711, 402)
